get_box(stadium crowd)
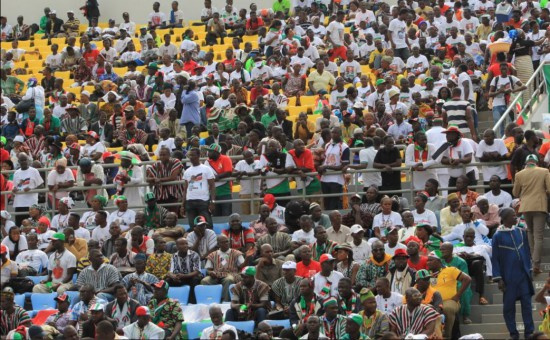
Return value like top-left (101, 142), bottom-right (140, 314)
top-left (1, 0), bottom-right (550, 339)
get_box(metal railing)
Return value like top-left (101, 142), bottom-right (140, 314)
top-left (2, 156), bottom-right (512, 217)
top-left (492, 61), bottom-right (548, 138)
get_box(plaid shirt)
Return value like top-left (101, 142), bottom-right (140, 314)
top-left (170, 250), bottom-right (201, 275)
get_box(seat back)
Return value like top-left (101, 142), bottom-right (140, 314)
top-left (186, 322), bottom-right (213, 339)
top-left (14, 294), bottom-right (25, 308)
top-left (213, 223), bottom-right (228, 235)
top-left (31, 292), bottom-right (57, 310)
top-left (26, 275), bottom-right (47, 285)
top-left (64, 291), bottom-right (80, 308)
top-left (265, 319), bottom-right (291, 329)
top-left (194, 285), bottom-right (222, 304)
top-left (167, 286), bottom-right (190, 305)
top-left (226, 321), bottom-right (255, 334)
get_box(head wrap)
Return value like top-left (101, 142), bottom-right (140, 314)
top-left (359, 288), bottom-right (375, 302)
top-left (93, 195), bottom-right (108, 207)
top-left (30, 204), bottom-right (46, 215)
top-left (114, 195), bottom-right (127, 205)
top-left (59, 197), bottom-right (75, 209)
top-left (323, 297), bottom-right (338, 307)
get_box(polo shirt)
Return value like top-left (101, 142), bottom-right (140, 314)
top-left (431, 266), bottom-right (462, 301)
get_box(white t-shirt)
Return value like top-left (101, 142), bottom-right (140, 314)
top-left (350, 240), bottom-right (372, 262)
top-left (406, 55), bottom-right (429, 74)
top-left (81, 142), bottom-right (106, 158)
top-left (16, 249), bottom-right (49, 272)
top-left (100, 48), bottom-right (118, 63)
top-left (339, 60), bottom-right (361, 81)
top-left (180, 39), bottom-right (197, 53)
top-left (412, 209), bottom-right (438, 228)
top-left (234, 159), bottom-right (260, 195)
top-left (36, 230), bottom-right (54, 250)
top-left (326, 21), bottom-right (345, 46)
top-left (359, 147), bottom-right (382, 187)
top-left (47, 249), bottom-right (77, 284)
top-left (74, 227), bottom-right (91, 241)
top-left (47, 169), bottom-right (75, 199)
top-left (460, 17), bottom-right (479, 34)
top-left (12, 167), bottom-right (44, 208)
top-left (313, 271), bottom-right (344, 298)
top-left (290, 56), bottom-right (315, 75)
top-left (388, 18), bottom-right (407, 49)
top-left (490, 75), bottom-right (520, 107)
top-left (375, 292), bottom-right (404, 313)
top-left (155, 138), bottom-right (176, 156)
top-left (458, 72), bottom-right (474, 101)
top-left (475, 139), bottom-right (508, 179)
top-left (443, 140), bottom-right (475, 178)
top-left (291, 229), bottom-right (316, 245)
top-left (485, 190), bottom-right (513, 208)
top-left (51, 213), bottom-right (70, 231)
top-left (384, 242), bottom-right (407, 256)
top-left (91, 225), bottom-right (111, 246)
top-left (1, 235), bottom-right (28, 254)
top-left (183, 164), bottom-right (216, 201)
top-left (372, 212), bottom-right (403, 236)
top-left (107, 209), bottom-right (136, 232)
top-left (149, 11), bottom-right (167, 26)
top-left (46, 53), bottom-right (63, 68)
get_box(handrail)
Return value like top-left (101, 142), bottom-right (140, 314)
top-left (492, 61), bottom-right (549, 137)
top-left (2, 160), bottom-right (512, 216)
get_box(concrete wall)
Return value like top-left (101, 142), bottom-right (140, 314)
top-left (1, 0), bottom-right (273, 27)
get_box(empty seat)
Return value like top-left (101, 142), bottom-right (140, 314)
top-left (14, 294), bottom-right (25, 307)
top-left (31, 292), bottom-right (57, 310)
top-left (186, 322), bottom-right (213, 339)
top-left (265, 319), bottom-right (291, 329)
top-left (65, 290), bottom-right (80, 307)
top-left (167, 286), bottom-right (190, 305)
top-left (213, 223), bottom-right (228, 235)
top-left (226, 321), bottom-right (255, 334)
top-left (194, 284), bottom-right (222, 304)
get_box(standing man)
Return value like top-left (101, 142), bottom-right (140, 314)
top-left (512, 154), bottom-right (550, 275)
top-left (11, 153), bottom-right (43, 225)
top-left (492, 208), bottom-right (535, 340)
top-left (204, 143), bottom-right (233, 216)
top-left (181, 148), bottom-right (216, 227)
top-left (441, 88), bottom-right (477, 141)
top-left (319, 127), bottom-right (350, 210)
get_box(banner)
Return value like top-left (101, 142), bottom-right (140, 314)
top-left (544, 64), bottom-right (550, 113)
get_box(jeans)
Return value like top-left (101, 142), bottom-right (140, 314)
top-left (493, 105), bottom-right (507, 135)
top-left (185, 199), bottom-right (213, 228)
top-left (394, 47), bottom-right (410, 61)
top-left (225, 307), bottom-right (268, 326)
top-left (181, 122), bottom-right (196, 138)
top-left (321, 181), bottom-right (343, 210)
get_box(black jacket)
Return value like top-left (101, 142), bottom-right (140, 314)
top-left (204, 133), bottom-right (227, 147)
top-left (45, 18), bottom-right (64, 36)
top-left (90, 121), bottom-right (114, 145)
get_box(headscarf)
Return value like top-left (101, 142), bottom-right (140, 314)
top-left (59, 197), bottom-right (75, 209)
top-left (114, 195), bottom-right (127, 206)
top-left (55, 157), bottom-right (68, 167)
top-left (94, 195), bottom-right (108, 208)
top-left (30, 204), bottom-right (47, 216)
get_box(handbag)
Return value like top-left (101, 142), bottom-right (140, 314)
top-left (15, 88), bottom-right (35, 113)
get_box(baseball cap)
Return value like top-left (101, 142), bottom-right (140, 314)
top-left (144, 192), bottom-right (156, 202)
top-left (416, 269), bottom-right (431, 280)
top-left (89, 303), bottom-right (105, 311)
top-left (282, 261), bottom-right (297, 270)
top-left (347, 313), bottom-right (363, 327)
top-left (194, 216), bottom-right (208, 226)
top-left (375, 79), bottom-right (386, 86)
top-left (352, 102), bottom-right (364, 109)
top-left (13, 135), bottom-right (25, 143)
top-left (393, 248), bottom-right (409, 258)
top-left (263, 194), bottom-right (276, 210)
top-left (526, 154), bottom-right (538, 164)
top-left (319, 253), bottom-right (335, 264)
top-left (153, 280), bottom-right (169, 290)
top-left (87, 131), bottom-right (100, 140)
top-left (49, 232), bottom-right (65, 241)
top-left (81, 90), bottom-right (91, 97)
top-left (442, 125), bottom-right (461, 134)
top-left (102, 151), bottom-right (115, 161)
top-left (388, 89), bottom-right (399, 98)
top-left (427, 250), bottom-right (442, 260)
top-left (241, 266), bottom-right (257, 276)
top-left (350, 224), bottom-right (364, 234)
top-left (423, 76), bottom-right (434, 84)
top-left (54, 294), bottom-right (71, 303)
top-left (136, 306), bottom-right (151, 316)
top-left (207, 143), bottom-right (222, 153)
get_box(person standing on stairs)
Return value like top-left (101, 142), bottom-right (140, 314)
top-left (491, 207), bottom-right (535, 340)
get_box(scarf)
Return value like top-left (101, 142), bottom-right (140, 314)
top-left (299, 295), bottom-right (316, 321)
top-left (340, 293), bottom-right (358, 315)
top-left (414, 143), bottom-right (428, 162)
top-left (111, 299), bottom-right (132, 327)
top-left (360, 309), bottom-right (382, 331)
top-left (369, 253), bottom-right (392, 267)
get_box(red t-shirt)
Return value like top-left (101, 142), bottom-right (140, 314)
top-left (83, 49), bottom-right (100, 68)
top-left (223, 59), bottom-right (236, 73)
top-left (246, 17), bottom-right (265, 30)
top-left (183, 60), bottom-right (198, 75)
top-left (296, 260), bottom-right (321, 278)
top-left (408, 256), bottom-right (428, 271)
top-left (488, 62), bottom-right (514, 77)
top-left (288, 149), bottom-right (315, 172)
top-left (250, 88), bottom-right (269, 105)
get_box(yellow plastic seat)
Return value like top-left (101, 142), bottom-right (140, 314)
top-left (50, 38), bottom-right (66, 46)
top-left (26, 60), bottom-right (44, 69)
top-left (300, 96), bottom-right (317, 106)
top-left (32, 39), bottom-right (49, 47)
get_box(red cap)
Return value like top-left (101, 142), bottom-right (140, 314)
top-left (87, 131), bottom-right (99, 140)
top-left (263, 194), bottom-right (276, 210)
top-left (393, 248), bottom-right (409, 258)
top-left (442, 125), bottom-right (462, 135)
top-left (136, 306), bottom-right (151, 316)
top-left (54, 294), bottom-right (70, 303)
top-left (102, 151), bottom-right (115, 161)
top-left (38, 216), bottom-right (51, 227)
top-left (0, 244), bottom-right (7, 254)
top-left (319, 253), bottom-right (335, 264)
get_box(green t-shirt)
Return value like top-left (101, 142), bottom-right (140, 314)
top-left (260, 113), bottom-right (277, 128)
top-left (40, 116), bottom-right (61, 133)
top-left (273, 0), bottom-right (291, 14)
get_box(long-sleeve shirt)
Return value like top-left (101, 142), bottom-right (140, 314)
top-left (1, 76), bottom-right (25, 95)
top-left (442, 219), bottom-right (490, 245)
top-left (180, 90), bottom-right (200, 125)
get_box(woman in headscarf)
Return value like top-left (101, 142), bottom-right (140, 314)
top-left (46, 157), bottom-right (75, 209)
top-left (1, 226), bottom-right (28, 259)
top-left (51, 196), bottom-right (74, 231)
top-left (107, 195), bottom-right (136, 232)
top-left (16, 77), bottom-right (46, 114)
top-left (24, 204), bottom-right (47, 232)
top-left (73, 58), bottom-right (92, 87)
top-left (80, 194), bottom-right (109, 230)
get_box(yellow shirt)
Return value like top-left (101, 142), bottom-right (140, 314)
top-left (308, 70), bottom-right (336, 93)
top-left (369, 49), bottom-right (386, 65)
top-left (415, 6), bottom-right (433, 19)
top-left (476, 25), bottom-right (492, 41)
top-left (431, 266), bottom-right (461, 301)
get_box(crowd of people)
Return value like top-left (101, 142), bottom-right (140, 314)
top-left (2, 0), bottom-right (550, 339)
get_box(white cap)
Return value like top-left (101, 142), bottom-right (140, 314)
top-left (13, 135), bottom-right (25, 143)
top-left (350, 224), bottom-right (364, 234)
top-left (49, 10), bottom-right (57, 15)
top-left (67, 10), bottom-right (74, 14)
top-left (81, 90), bottom-right (90, 97)
top-left (282, 261), bottom-right (297, 270)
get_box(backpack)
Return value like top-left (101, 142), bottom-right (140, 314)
top-left (8, 277), bottom-right (35, 294)
top-left (490, 75), bottom-right (515, 108)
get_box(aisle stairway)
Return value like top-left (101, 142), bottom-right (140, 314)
top-left (459, 228), bottom-right (549, 339)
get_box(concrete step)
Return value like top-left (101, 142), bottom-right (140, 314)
top-left (469, 302), bottom-right (540, 322)
top-left (481, 311), bottom-right (541, 324)
top-left (461, 321), bottom-right (533, 334)
top-left (467, 333), bottom-right (510, 339)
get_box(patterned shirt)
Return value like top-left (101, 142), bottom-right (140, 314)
top-left (320, 314), bottom-right (347, 340)
top-left (122, 272), bottom-right (160, 306)
top-left (356, 255), bottom-right (393, 289)
top-left (76, 263), bottom-right (122, 292)
top-left (148, 298), bottom-right (184, 338)
top-left (0, 306), bottom-right (30, 335)
top-left (70, 296), bottom-right (106, 337)
top-left (45, 310), bottom-right (71, 331)
top-left (170, 250), bottom-right (201, 275)
top-left (272, 276), bottom-right (303, 306)
top-left (146, 252), bottom-right (172, 280)
top-left (388, 304), bottom-right (439, 337)
top-left (222, 227), bottom-right (255, 251)
top-left (146, 158), bottom-right (184, 200)
top-left (255, 232), bottom-right (292, 255)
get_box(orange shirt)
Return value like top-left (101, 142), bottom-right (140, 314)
top-left (296, 260), bottom-right (321, 278)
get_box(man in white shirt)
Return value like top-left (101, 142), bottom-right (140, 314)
top-left (234, 150), bottom-right (260, 215)
top-left (200, 306), bottom-right (238, 340)
top-left (354, 137), bottom-right (382, 189)
top-left (159, 35), bottom-right (178, 60)
top-left (476, 129), bottom-right (509, 187)
top-left (375, 277), bottom-right (403, 314)
top-left (313, 254), bottom-right (344, 298)
top-left (15, 233), bottom-right (48, 276)
top-left (326, 11), bottom-right (346, 61)
top-left (149, 2), bottom-right (167, 29)
top-left (120, 12), bottom-right (136, 36)
top-left (388, 9), bottom-right (409, 60)
top-left (292, 216), bottom-right (316, 246)
top-left (488, 63), bottom-right (525, 135)
top-left (485, 175), bottom-right (513, 208)
top-left (320, 127), bottom-right (350, 210)
top-left (12, 153), bottom-right (44, 225)
top-left (182, 148), bottom-right (216, 227)
top-left (348, 224), bottom-right (371, 262)
top-left (123, 306), bottom-right (165, 339)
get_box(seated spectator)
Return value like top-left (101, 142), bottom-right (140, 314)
top-left (375, 277), bottom-right (403, 314)
top-left (414, 269), bottom-right (443, 314)
top-left (32, 232), bottom-right (76, 294)
top-left (263, 194), bottom-right (286, 226)
top-left (341, 196), bottom-right (372, 236)
top-left (412, 191), bottom-right (438, 229)
top-left (77, 239), bottom-right (109, 272)
top-left (319, 297), bottom-right (347, 338)
top-left (226, 266), bottom-right (270, 325)
top-left (406, 239), bottom-right (428, 271)
top-left (64, 227), bottom-right (89, 262)
top-left (148, 280), bottom-right (185, 338)
top-left (104, 284), bottom-right (140, 330)
top-left (288, 278), bottom-right (324, 338)
top-left (440, 193), bottom-right (463, 236)
top-left (0, 244), bottom-right (17, 289)
top-left (334, 244), bottom-right (360, 287)
top-left (222, 213), bottom-right (255, 254)
top-left (69, 284), bottom-right (107, 337)
top-left (455, 175), bottom-right (479, 207)
top-left (109, 237), bottom-right (136, 268)
top-left (386, 249), bottom-right (416, 295)
top-left (201, 235), bottom-right (245, 302)
top-left (81, 302), bottom-right (117, 338)
top-left (186, 216), bottom-right (218, 263)
top-left (358, 288), bottom-right (390, 338)
top-left (295, 245), bottom-right (321, 279)
top-left (454, 227), bottom-right (493, 281)
top-left (384, 227), bottom-right (407, 256)
top-left (336, 278), bottom-right (361, 315)
top-left (145, 236), bottom-right (172, 279)
top-left (484, 175), bottom-right (513, 208)
top-left (45, 294), bottom-right (72, 331)
top-left (123, 306), bottom-right (165, 339)
top-left (14, 233), bottom-right (48, 276)
top-left (76, 249), bottom-right (122, 302)
top-left (356, 240), bottom-right (392, 291)
top-left (443, 205), bottom-right (491, 246)
top-left (165, 237), bottom-right (201, 303)
top-left (255, 244), bottom-right (283, 286)
top-left (271, 260), bottom-right (302, 318)
top-left (311, 226), bottom-right (338, 261)
top-left (2, 225), bottom-right (28, 259)
top-left (122, 253), bottom-right (160, 305)
top-left (388, 287), bottom-right (440, 338)
top-left (0, 290), bottom-right (31, 336)
top-left (372, 196), bottom-right (403, 242)
top-left (201, 306), bottom-right (239, 339)
top-left (255, 217), bottom-right (293, 261)
top-left (313, 254), bottom-right (344, 299)
top-left (471, 195), bottom-right (500, 236)
top-left (127, 226), bottom-right (154, 255)
top-left (309, 202), bottom-right (331, 229)
top-left (292, 215), bottom-right (316, 248)
top-left (348, 225), bottom-right (371, 263)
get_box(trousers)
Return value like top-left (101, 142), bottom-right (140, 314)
top-left (321, 181), bottom-right (343, 210)
top-left (442, 299), bottom-right (460, 339)
top-left (503, 288), bottom-right (534, 339)
top-left (33, 282), bottom-right (73, 294)
top-left (185, 199), bottom-right (212, 228)
top-left (225, 307), bottom-right (268, 326)
top-left (523, 211), bottom-right (546, 268)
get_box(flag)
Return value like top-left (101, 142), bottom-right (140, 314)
top-left (544, 64), bottom-right (550, 113)
top-left (313, 96), bottom-right (329, 115)
top-left (516, 97), bottom-right (528, 125)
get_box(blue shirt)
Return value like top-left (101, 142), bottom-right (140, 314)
top-left (180, 90), bottom-right (201, 125)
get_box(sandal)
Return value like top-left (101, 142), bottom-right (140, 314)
top-left (533, 268), bottom-right (543, 275)
top-left (479, 297), bottom-right (489, 305)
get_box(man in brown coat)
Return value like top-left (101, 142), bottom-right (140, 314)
top-left (512, 154), bottom-right (550, 274)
